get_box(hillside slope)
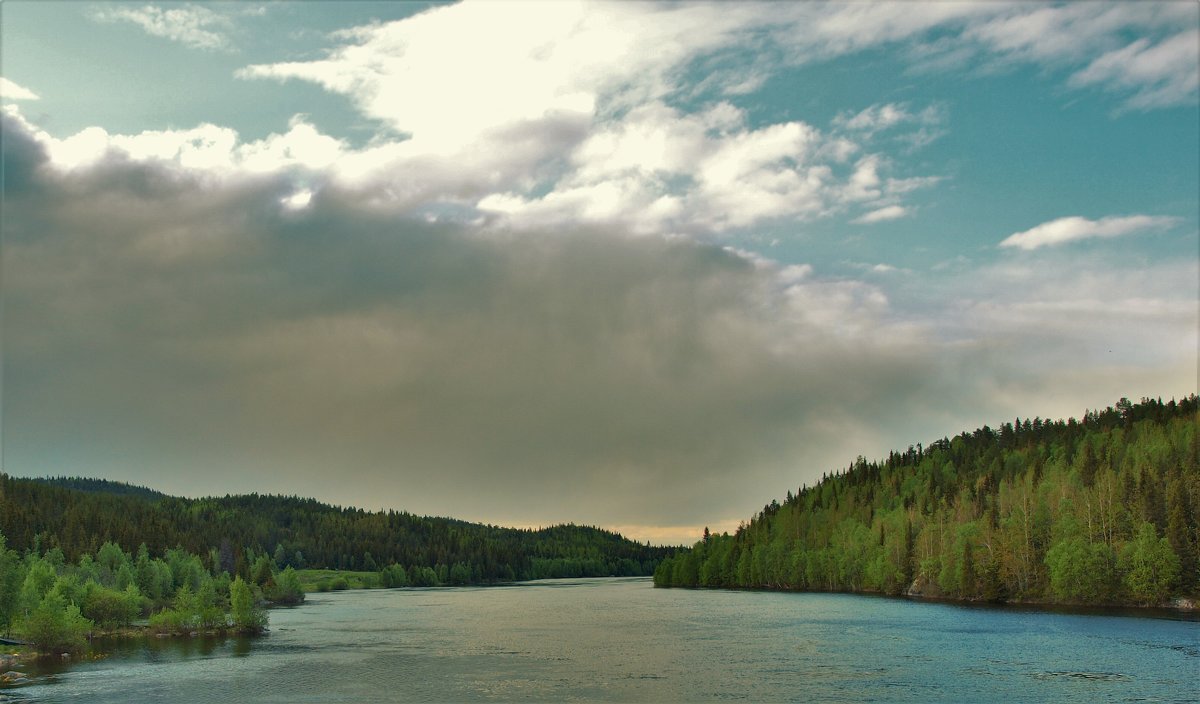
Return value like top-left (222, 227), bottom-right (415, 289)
top-left (0, 476), bottom-right (668, 583)
top-left (654, 396), bottom-right (1198, 607)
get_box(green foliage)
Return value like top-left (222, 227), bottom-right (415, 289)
top-left (380, 564), bottom-right (410, 588)
top-left (149, 584), bottom-right (198, 633)
top-left (194, 578), bottom-right (227, 629)
top-left (0, 475), bottom-right (668, 587)
top-left (82, 583), bottom-right (143, 628)
top-left (1045, 537), bottom-right (1115, 602)
top-left (165, 548), bottom-right (205, 594)
top-left (96, 541), bottom-right (130, 587)
top-left (267, 566), bottom-right (305, 605)
top-left (0, 534), bottom-right (24, 632)
top-left (17, 558), bottom-right (58, 619)
top-left (1121, 523), bottom-right (1181, 604)
top-left (147, 580), bottom-right (225, 633)
top-left (409, 566), bottom-right (439, 587)
top-left (18, 591), bottom-right (93, 654)
top-left (0, 530), bottom-right (266, 639)
top-left (251, 554), bottom-right (275, 588)
top-left (296, 569), bottom-right (378, 592)
top-left (229, 576), bottom-right (266, 633)
top-left (656, 396), bottom-right (1199, 608)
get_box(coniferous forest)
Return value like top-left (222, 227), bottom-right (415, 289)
top-left (0, 477), bottom-right (667, 587)
top-left (654, 396), bottom-right (1199, 608)
top-left (0, 476), bottom-right (668, 652)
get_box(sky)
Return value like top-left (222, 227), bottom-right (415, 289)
top-left (1, 1), bottom-right (1197, 545)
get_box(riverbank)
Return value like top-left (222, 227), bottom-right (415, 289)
top-left (655, 581), bottom-right (1199, 617)
top-left (294, 568), bottom-right (380, 592)
top-left (11, 578), bottom-right (1199, 703)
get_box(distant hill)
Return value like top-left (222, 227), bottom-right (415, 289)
top-left (0, 475), bottom-right (669, 584)
top-left (655, 395), bottom-right (1198, 609)
top-left (28, 476), bottom-right (167, 502)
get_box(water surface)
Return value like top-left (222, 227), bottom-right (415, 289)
top-left (4, 577), bottom-right (1197, 702)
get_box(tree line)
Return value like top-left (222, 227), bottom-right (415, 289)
top-left (0, 476), bottom-right (668, 587)
top-left (0, 533), bottom-right (287, 653)
top-left (655, 396), bottom-right (1198, 607)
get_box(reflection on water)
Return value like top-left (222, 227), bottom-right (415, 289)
top-left (3, 578), bottom-right (1197, 703)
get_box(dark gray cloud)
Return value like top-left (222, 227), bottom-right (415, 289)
top-left (2, 112), bottom-right (1193, 541)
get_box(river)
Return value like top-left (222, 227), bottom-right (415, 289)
top-left (3, 577), bottom-right (1197, 702)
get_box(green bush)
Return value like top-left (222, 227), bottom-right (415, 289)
top-left (1121, 523), bottom-right (1181, 604)
top-left (380, 564), bottom-right (409, 588)
top-left (230, 577), bottom-right (267, 633)
top-left (18, 591), bottom-right (93, 653)
top-left (82, 584), bottom-right (143, 628)
top-left (267, 566), bottom-right (305, 605)
top-left (1045, 537), bottom-right (1116, 602)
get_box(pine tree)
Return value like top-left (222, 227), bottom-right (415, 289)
top-left (959, 541), bottom-right (976, 598)
top-left (1165, 480), bottom-right (1196, 591)
top-left (1079, 442), bottom-right (1097, 487)
top-left (901, 519), bottom-right (914, 588)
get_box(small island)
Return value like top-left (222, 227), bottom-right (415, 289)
top-left (0, 536), bottom-right (297, 667)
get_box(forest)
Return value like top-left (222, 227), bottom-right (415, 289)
top-left (0, 476), bottom-right (668, 585)
top-left (0, 477), bottom-right (667, 653)
top-left (654, 396), bottom-right (1198, 608)
top-left (0, 533), bottom-right (284, 653)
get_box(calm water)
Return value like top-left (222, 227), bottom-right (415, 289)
top-left (3, 577), bottom-right (1197, 702)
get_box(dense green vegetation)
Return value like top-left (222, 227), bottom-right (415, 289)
top-left (0, 474), bottom-right (666, 652)
top-left (0, 476), bottom-right (667, 592)
top-left (293, 569), bottom-right (380, 593)
top-left (0, 534), bottom-right (274, 653)
top-left (26, 477), bottom-right (166, 502)
top-left (655, 396), bottom-right (1199, 608)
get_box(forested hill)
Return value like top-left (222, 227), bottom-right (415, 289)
top-left (0, 477), bottom-right (668, 583)
top-left (29, 476), bottom-right (167, 501)
top-left (654, 396), bottom-right (1199, 608)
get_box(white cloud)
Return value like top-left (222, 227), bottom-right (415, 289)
top-left (1069, 30), bottom-right (1200, 111)
top-left (833, 102), bottom-right (949, 154)
top-left (92, 4), bottom-right (234, 51)
top-left (999, 215), bottom-right (1180, 250)
top-left (843, 155), bottom-right (883, 202)
top-left (0, 78), bottom-right (39, 101)
top-left (846, 261), bottom-right (904, 274)
top-left (807, 1), bottom-right (997, 55)
top-left (280, 188), bottom-right (314, 211)
top-left (474, 103), bottom-right (932, 234)
top-left (938, 254), bottom-right (1198, 395)
top-left (230, 1), bottom-right (1196, 235)
top-left (237, 117), bottom-right (346, 173)
top-left (961, 3), bottom-right (1195, 65)
top-left (834, 102), bottom-right (944, 135)
top-left (27, 112), bottom-right (344, 177)
top-left (852, 205), bottom-right (909, 224)
top-left (838, 103), bottom-right (913, 132)
top-left (234, 2), bottom-right (827, 229)
top-left (24, 1), bottom-right (1192, 241)
top-left (945, 3), bottom-right (1198, 110)
top-left (237, 2), bottom-right (772, 142)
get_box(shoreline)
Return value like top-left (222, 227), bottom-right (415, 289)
top-left (653, 583), bottom-right (1200, 620)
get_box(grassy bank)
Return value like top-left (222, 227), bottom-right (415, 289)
top-left (292, 569), bottom-right (380, 593)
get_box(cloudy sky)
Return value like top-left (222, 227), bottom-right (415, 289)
top-left (2, 1), bottom-right (1197, 544)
